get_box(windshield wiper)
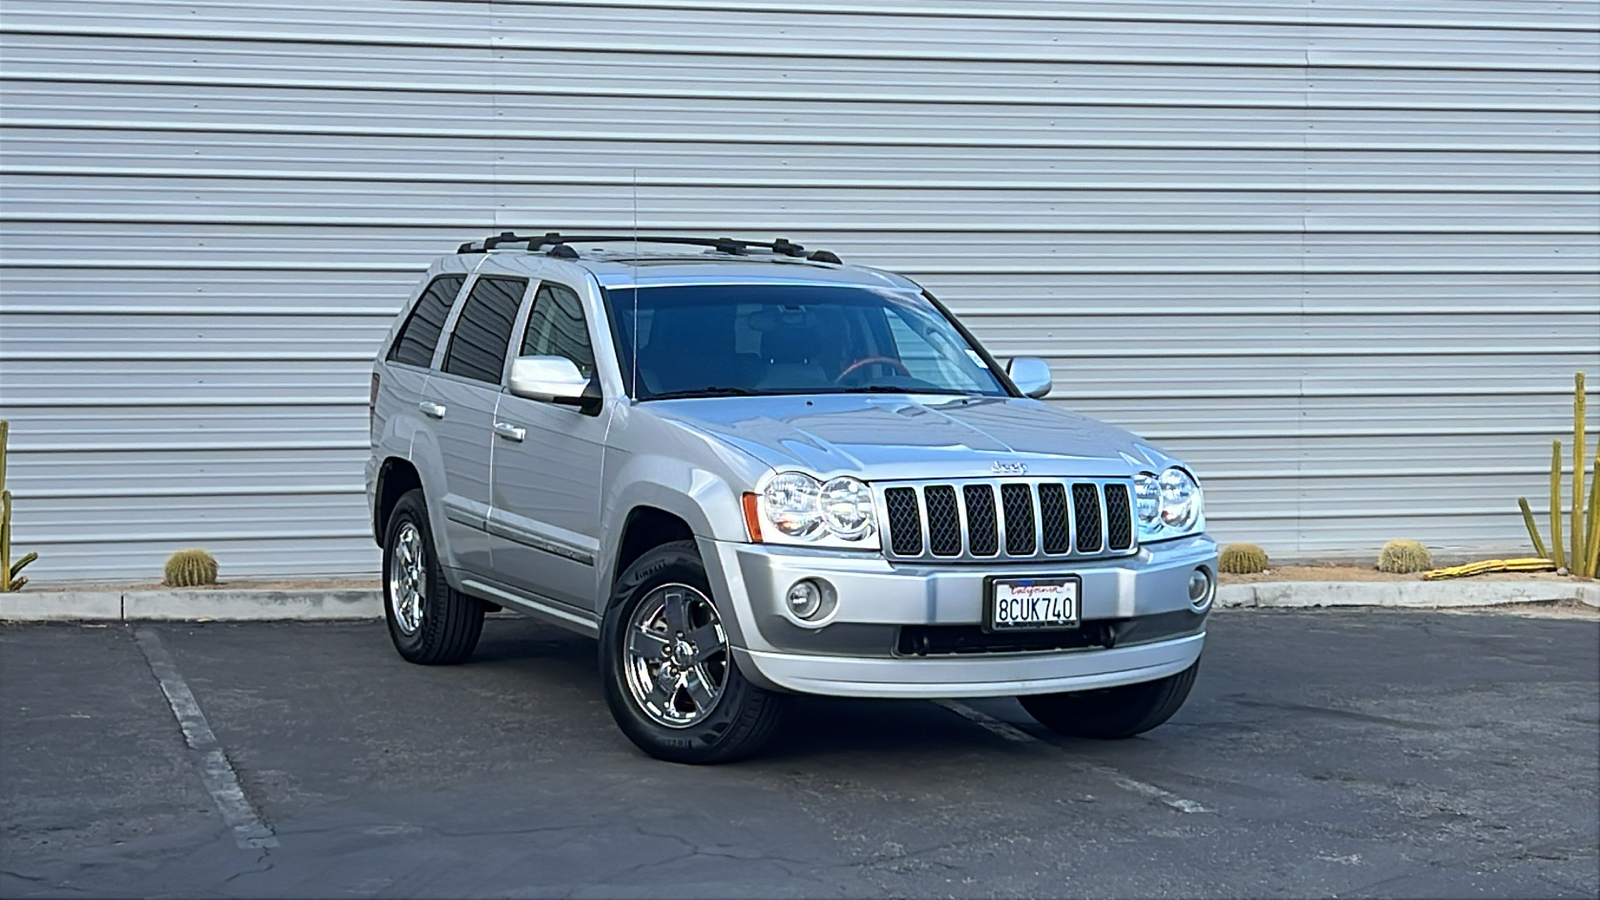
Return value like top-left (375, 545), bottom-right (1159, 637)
top-left (643, 386), bottom-right (764, 401)
top-left (833, 386), bottom-right (967, 395)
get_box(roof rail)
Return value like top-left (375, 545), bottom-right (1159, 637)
top-left (456, 232), bottom-right (841, 264)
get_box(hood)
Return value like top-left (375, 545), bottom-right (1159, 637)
top-left (645, 394), bottom-right (1182, 482)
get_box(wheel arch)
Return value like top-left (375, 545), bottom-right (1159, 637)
top-left (374, 456), bottom-right (423, 544)
top-left (611, 506), bottom-right (696, 589)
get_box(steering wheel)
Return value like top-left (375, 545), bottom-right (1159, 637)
top-left (836, 356), bottom-right (911, 383)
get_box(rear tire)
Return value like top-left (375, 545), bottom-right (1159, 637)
top-left (1018, 660), bottom-right (1199, 739)
top-left (600, 540), bottom-right (785, 764)
top-left (382, 489), bottom-right (484, 665)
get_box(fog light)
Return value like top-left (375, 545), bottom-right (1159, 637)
top-left (787, 580), bottom-right (824, 619)
top-left (1188, 568), bottom-right (1213, 605)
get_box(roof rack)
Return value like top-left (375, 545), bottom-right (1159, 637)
top-left (456, 231), bottom-right (842, 264)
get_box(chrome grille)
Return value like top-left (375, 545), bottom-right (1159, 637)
top-left (1000, 484), bottom-right (1036, 556)
top-left (1038, 483), bottom-right (1070, 554)
top-left (1072, 483), bottom-right (1102, 554)
top-left (1105, 483), bottom-right (1134, 551)
top-left (963, 485), bottom-right (999, 556)
top-left (882, 487), bottom-right (922, 556)
top-left (877, 478), bottom-right (1138, 563)
top-left (924, 485), bottom-right (961, 556)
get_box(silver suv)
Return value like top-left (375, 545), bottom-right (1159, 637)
top-left (366, 233), bottom-right (1217, 763)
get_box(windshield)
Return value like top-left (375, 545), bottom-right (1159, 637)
top-left (602, 283), bottom-right (1012, 401)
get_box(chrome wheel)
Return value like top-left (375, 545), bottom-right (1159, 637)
top-left (388, 521), bottom-right (426, 634)
top-left (623, 583), bottom-right (729, 729)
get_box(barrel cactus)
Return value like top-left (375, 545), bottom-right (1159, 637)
top-left (164, 548), bottom-right (218, 587)
top-left (1218, 543), bottom-right (1269, 574)
top-left (1378, 539), bottom-right (1432, 574)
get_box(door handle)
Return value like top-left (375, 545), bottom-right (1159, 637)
top-left (419, 401), bottom-right (447, 419)
top-left (494, 422), bottom-right (525, 442)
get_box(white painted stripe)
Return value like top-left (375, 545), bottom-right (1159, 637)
top-left (1098, 773), bottom-right (1210, 815)
top-left (134, 629), bottom-right (278, 849)
top-left (935, 699), bottom-right (1211, 815)
top-left (933, 699), bottom-right (1036, 743)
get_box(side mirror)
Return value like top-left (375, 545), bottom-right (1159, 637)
top-left (1006, 357), bottom-right (1053, 399)
top-left (508, 356), bottom-right (593, 407)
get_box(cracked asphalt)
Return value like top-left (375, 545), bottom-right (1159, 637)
top-left (1, 608), bottom-right (1596, 898)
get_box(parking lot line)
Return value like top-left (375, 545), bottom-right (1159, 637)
top-left (931, 698), bottom-right (1036, 743)
top-left (934, 699), bottom-right (1211, 814)
top-left (133, 628), bottom-right (278, 849)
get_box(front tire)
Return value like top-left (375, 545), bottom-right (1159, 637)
top-left (383, 489), bottom-right (484, 665)
top-left (1018, 661), bottom-right (1199, 739)
top-left (600, 540), bottom-right (785, 764)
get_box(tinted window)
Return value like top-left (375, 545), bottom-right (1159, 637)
top-left (388, 274), bottom-right (465, 368)
top-left (521, 282), bottom-right (595, 379)
top-left (442, 277), bottom-right (526, 384)
top-left (603, 283), bottom-right (1009, 400)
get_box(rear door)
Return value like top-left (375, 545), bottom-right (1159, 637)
top-left (424, 274), bottom-right (529, 574)
top-left (488, 278), bottom-right (610, 610)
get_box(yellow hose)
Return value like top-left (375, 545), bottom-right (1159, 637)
top-left (1422, 558), bottom-right (1558, 580)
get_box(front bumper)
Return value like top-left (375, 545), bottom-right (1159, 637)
top-left (699, 533), bottom-right (1217, 699)
top-left (732, 634), bottom-right (1203, 699)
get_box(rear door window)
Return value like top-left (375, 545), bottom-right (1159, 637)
top-left (387, 274), bottom-right (466, 368)
top-left (442, 276), bottom-right (527, 384)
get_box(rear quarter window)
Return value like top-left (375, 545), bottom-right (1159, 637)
top-left (388, 274), bottom-right (466, 368)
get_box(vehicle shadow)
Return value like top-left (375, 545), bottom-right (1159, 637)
top-left (463, 616), bottom-right (1020, 763)
top-left (758, 694), bottom-right (1017, 764)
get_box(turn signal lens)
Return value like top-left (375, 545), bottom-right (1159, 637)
top-left (741, 492), bottom-right (763, 542)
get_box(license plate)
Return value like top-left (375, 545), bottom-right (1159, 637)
top-left (985, 576), bottom-right (1080, 631)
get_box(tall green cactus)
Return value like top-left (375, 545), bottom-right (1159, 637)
top-left (1519, 373), bottom-right (1598, 577)
top-left (1574, 372), bottom-right (1587, 572)
top-left (1, 421), bottom-right (39, 591)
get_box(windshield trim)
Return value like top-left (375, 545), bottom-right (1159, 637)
top-left (912, 285), bottom-right (1023, 400)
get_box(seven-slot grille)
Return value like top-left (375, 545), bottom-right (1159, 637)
top-left (878, 478), bottom-right (1137, 562)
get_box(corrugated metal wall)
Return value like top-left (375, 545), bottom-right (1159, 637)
top-left (2, 0), bottom-right (1597, 582)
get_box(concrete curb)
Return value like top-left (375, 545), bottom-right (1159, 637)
top-left (1, 581), bottom-right (1595, 622)
top-left (0, 591), bottom-right (126, 622)
top-left (1215, 580), bottom-right (1600, 610)
top-left (0, 588), bottom-right (382, 622)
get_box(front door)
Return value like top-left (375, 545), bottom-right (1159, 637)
top-left (427, 274), bottom-right (529, 574)
top-left (489, 279), bottom-right (609, 610)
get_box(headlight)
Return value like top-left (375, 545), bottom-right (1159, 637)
top-left (756, 472), bottom-right (879, 547)
top-left (1134, 473), bottom-right (1161, 523)
top-left (819, 476), bottom-right (875, 539)
top-left (1135, 467), bottom-right (1203, 541)
top-left (763, 472), bottom-right (824, 539)
top-left (1159, 468), bottom-right (1200, 530)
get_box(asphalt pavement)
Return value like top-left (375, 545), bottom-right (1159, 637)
top-left (1, 608), bottom-right (1596, 898)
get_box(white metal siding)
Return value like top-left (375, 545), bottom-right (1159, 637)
top-left (2, 0), bottom-right (1597, 581)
